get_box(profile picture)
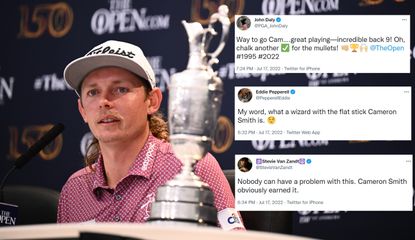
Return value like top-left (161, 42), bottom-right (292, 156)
top-left (238, 88), bottom-right (252, 103)
top-left (238, 157), bottom-right (252, 172)
top-left (236, 16), bottom-right (251, 30)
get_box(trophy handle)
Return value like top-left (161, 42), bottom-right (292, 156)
top-left (206, 5), bottom-right (230, 67)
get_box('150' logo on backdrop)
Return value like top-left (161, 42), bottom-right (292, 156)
top-left (9, 124), bottom-right (63, 161)
top-left (18, 2), bottom-right (73, 38)
top-left (359, 0), bottom-right (405, 6)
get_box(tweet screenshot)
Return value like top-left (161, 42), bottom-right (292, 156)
top-left (235, 15), bottom-right (410, 73)
top-left (235, 154), bottom-right (412, 211)
top-left (235, 86), bottom-right (411, 140)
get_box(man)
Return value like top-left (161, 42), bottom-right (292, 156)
top-left (238, 88), bottom-right (252, 103)
top-left (58, 40), bottom-right (245, 230)
top-left (237, 16), bottom-right (250, 30)
top-left (238, 157), bottom-right (252, 173)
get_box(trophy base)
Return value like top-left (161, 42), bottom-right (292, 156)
top-left (148, 181), bottom-right (217, 227)
top-left (149, 200), bottom-right (217, 226)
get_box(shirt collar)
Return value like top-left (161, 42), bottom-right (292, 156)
top-left (127, 134), bottom-right (159, 179)
top-left (92, 134), bottom-right (160, 192)
top-left (92, 155), bottom-right (108, 192)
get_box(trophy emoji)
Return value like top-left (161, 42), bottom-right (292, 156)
top-left (350, 43), bottom-right (359, 52)
top-left (148, 5), bottom-right (230, 226)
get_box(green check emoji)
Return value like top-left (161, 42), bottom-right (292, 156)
top-left (281, 43), bottom-right (290, 52)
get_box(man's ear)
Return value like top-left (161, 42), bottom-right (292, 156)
top-left (147, 88), bottom-right (162, 114)
top-left (78, 99), bottom-right (88, 123)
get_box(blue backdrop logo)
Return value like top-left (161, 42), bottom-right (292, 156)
top-left (91, 0), bottom-right (170, 35)
top-left (147, 56), bottom-right (177, 93)
top-left (307, 73), bottom-right (351, 86)
top-left (262, 0), bottom-right (339, 15)
top-left (0, 76), bottom-right (14, 105)
top-left (252, 140), bottom-right (329, 151)
top-left (297, 211), bottom-right (346, 224)
top-left (34, 73), bottom-right (71, 92)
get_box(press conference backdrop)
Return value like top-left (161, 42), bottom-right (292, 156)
top-left (0, 0), bottom-right (413, 239)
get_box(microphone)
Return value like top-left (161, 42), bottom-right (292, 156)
top-left (14, 123), bottom-right (65, 169)
top-left (0, 123), bottom-right (65, 205)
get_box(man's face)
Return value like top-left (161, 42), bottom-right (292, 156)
top-left (78, 67), bottom-right (152, 144)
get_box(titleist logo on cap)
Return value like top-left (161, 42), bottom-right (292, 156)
top-left (86, 46), bottom-right (136, 58)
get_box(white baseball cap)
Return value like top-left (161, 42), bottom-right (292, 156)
top-left (64, 40), bottom-right (156, 96)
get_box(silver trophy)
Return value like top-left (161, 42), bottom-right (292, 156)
top-left (149, 5), bottom-right (230, 226)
